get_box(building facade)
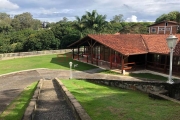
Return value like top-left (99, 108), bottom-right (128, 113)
top-left (69, 34), bottom-right (180, 76)
top-left (148, 21), bottom-right (179, 34)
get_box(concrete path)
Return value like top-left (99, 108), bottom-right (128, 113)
top-left (33, 79), bottom-right (76, 120)
top-left (1, 68), bottom-right (178, 117)
top-left (83, 68), bottom-right (104, 73)
top-left (0, 70), bottom-right (42, 114)
top-left (0, 68), bottom-right (145, 114)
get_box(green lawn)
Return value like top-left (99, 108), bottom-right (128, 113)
top-left (0, 53), bottom-right (97, 75)
top-left (61, 79), bottom-right (180, 120)
top-left (0, 82), bottom-right (38, 120)
top-left (100, 70), bottom-right (173, 81)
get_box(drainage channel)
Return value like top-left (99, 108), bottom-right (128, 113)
top-left (33, 79), bottom-right (76, 120)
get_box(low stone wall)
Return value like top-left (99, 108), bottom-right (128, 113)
top-left (0, 49), bottom-right (71, 60)
top-left (86, 79), bottom-right (180, 100)
top-left (55, 78), bottom-right (91, 120)
top-left (22, 79), bottom-right (44, 120)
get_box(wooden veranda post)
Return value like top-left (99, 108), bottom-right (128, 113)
top-left (121, 56), bottom-right (124, 73)
top-left (96, 47), bottom-right (98, 66)
top-left (72, 48), bottom-right (74, 59)
top-left (110, 49), bottom-right (112, 69)
top-left (91, 47), bottom-right (93, 64)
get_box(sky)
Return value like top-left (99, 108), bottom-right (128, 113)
top-left (0, 0), bottom-right (180, 22)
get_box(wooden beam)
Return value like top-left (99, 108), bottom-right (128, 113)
top-left (91, 46), bottom-right (93, 64)
top-left (83, 46), bottom-right (85, 54)
top-left (92, 41), bottom-right (97, 47)
top-left (121, 56), bottom-right (124, 73)
top-left (110, 49), bottom-right (112, 69)
top-left (72, 48), bottom-right (74, 59)
top-left (87, 54), bottom-right (88, 63)
top-left (96, 46), bottom-right (98, 66)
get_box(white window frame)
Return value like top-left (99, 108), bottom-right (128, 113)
top-left (151, 27), bottom-right (156, 33)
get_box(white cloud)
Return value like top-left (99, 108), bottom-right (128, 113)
top-left (126, 15), bottom-right (138, 22)
top-left (2, 0), bottom-right (180, 22)
top-left (0, 0), bottom-right (19, 10)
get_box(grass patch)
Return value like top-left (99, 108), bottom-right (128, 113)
top-left (0, 53), bottom-right (97, 75)
top-left (129, 73), bottom-right (167, 81)
top-left (61, 79), bottom-right (180, 120)
top-left (0, 81), bottom-right (38, 120)
top-left (100, 70), bottom-right (169, 81)
top-left (100, 70), bottom-right (121, 75)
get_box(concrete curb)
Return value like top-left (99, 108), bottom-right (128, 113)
top-left (22, 79), bottom-right (44, 120)
top-left (54, 78), bottom-right (91, 120)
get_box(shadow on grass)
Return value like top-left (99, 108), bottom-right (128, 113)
top-left (50, 53), bottom-right (97, 71)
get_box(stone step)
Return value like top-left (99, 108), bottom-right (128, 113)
top-left (33, 79), bottom-right (76, 120)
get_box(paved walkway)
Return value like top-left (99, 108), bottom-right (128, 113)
top-left (0, 68), bottom-right (179, 118)
top-left (34, 79), bottom-right (76, 120)
top-left (0, 68), bottom-right (143, 115)
top-left (0, 70), bottom-right (41, 114)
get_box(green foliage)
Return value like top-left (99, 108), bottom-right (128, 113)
top-left (0, 10), bottom-right (178, 53)
top-left (110, 14), bottom-right (124, 23)
top-left (155, 11), bottom-right (179, 23)
top-left (61, 34), bottom-right (80, 48)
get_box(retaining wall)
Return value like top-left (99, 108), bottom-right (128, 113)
top-left (0, 49), bottom-right (72, 60)
top-left (87, 79), bottom-right (180, 100)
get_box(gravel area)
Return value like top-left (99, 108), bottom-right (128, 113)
top-left (33, 79), bottom-right (76, 120)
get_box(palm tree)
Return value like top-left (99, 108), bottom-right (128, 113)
top-left (74, 16), bottom-right (86, 38)
top-left (84, 10), bottom-right (107, 32)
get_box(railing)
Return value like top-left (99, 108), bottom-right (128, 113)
top-left (124, 62), bottom-right (136, 70)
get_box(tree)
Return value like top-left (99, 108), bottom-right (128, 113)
top-left (11, 12), bottom-right (33, 30)
top-left (155, 11), bottom-right (179, 23)
top-left (74, 16), bottom-right (86, 38)
top-left (0, 13), bottom-right (12, 34)
top-left (110, 14), bottom-right (124, 23)
top-left (83, 10), bottom-right (108, 32)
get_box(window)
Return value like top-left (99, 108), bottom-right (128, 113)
top-left (165, 22), bottom-right (168, 26)
top-left (166, 28), bottom-right (170, 31)
top-left (178, 57), bottom-right (180, 65)
top-left (154, 54), bottom-right (160, 62)
top-left (159, 27), bottom-right (165, 31)
top-left (173, 56), bottom-right (180, 65)
top-left (151, 27), bottom-right (156, 33)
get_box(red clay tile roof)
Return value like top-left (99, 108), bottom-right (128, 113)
top-left (68, 34), bottom-right (180, 56)
top-left (174, 35), bottom-right (180, 56)
top-left (142, 34), bottom-right (180, 56)
top-left (88, 34), bottom-right (148, 55)
top-left (141, 34), bottom-right (170, 54)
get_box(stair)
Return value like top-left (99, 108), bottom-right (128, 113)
top-left (33, 79), bottom-right (76, 120)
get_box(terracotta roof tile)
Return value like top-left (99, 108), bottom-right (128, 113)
top-left (69, 34), bottom-right (180, 56)
top-left (142, 34), bottom-right (180, 56)
top-left (88, 34), bottom-right (148, 55)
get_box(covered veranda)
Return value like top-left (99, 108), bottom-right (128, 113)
top-left (68, 34), bottom-right (148, 73)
